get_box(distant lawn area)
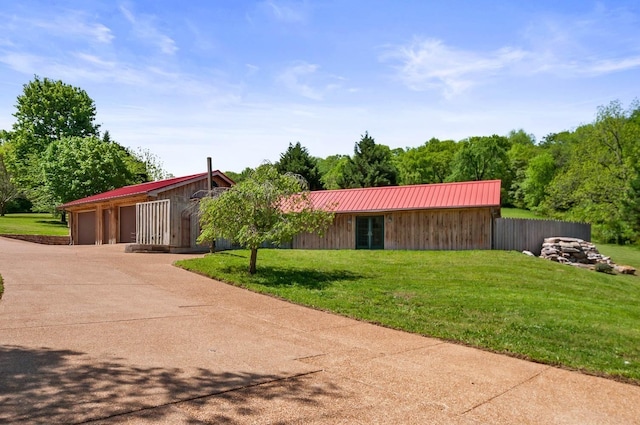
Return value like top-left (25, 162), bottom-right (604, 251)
top-left (500, 207), bottom-right (548, 219)
top-left (0, 213), bottom-right (69, 236)
top-left (176, 248), bottom-right (640, 384)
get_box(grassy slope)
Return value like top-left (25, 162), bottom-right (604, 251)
top-left (0, 213), bottom-right (69, 236)
top-left (598, 244), bottom-right (640, 270)
top-left (177, 249), bottom-right (640, 383)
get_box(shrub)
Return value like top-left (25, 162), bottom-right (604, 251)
top-left (595, 263), bottom-right (614, 274)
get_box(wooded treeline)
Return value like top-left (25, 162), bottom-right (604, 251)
top-left (227, 100), bottom-right (640, 244)
top-left (0, 76), bottom-right (171, 217)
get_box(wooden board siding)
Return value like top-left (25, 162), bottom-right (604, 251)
top-left (385, 208), bottom-right (492, 250)
top-left (156, 179), bottom-right (223, 248)
top-left (493, 217), bottom-right (591, 255)
top-left (293, 207), bottom-right (493, 250)
top-left (294, 214), bottom-right (354, 249)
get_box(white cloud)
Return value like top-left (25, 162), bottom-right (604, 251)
top-left (277, 62), bottom-right (323, 100)
top-left (277, 62), bottom-right (346, 100)
top-left (245, 64), bottom-right (260, 76)
top-left (585, 56), bottom-right (640, 75)
top-left (383, 38), bottom-right (527, 97)
top-left (119, 4), bottom-right (177, 55)
top-left (0, 11), bottom-right (114, 45)
top-left (259, 0), bottom-right (308, 23)
top-left (384, 5), bottom-right (640, 97)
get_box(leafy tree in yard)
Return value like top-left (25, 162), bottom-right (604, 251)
top-left (4, 76), bottom-right (101, 208)
top-left (224, 167), bottom-right (253, 185)
top-left (623, 164), bottom-right (640, 240)
top-left (0, 151), bottom-right (20, 216)
top-left (276, 142), bottom-right (323, 190)
top-left (198, 164), bottom-right (334, 274)
top-left (317, 154), bottom-right (350, 189)
top-left (42, 136), bottom-right (134, 205)
top-left (395, 138), bottom-right (458, 185)
top-left (341, 132), bottom-right (397, 188)
top-left (8, 76), bottom-right (99, 169)
top-left (541, 100), bottom-right (640, 243)
top-left (521, 152), bottom-right (556, 210)
top-left (506, 129), bottom-right (538, 207)
top-left (449, 135), bottom-right (511, 182)
top-left (129, 147), bottom-right (173, 182)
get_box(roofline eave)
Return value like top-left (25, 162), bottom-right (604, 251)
top-left (327, 204), bottom-right (501, 214)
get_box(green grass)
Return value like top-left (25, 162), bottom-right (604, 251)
top-left (176, 248), bottom-right (640, 384)
top-left (500, 207), bottom-right (548, 219)
top-left (0, 213), bottom-right (69, 236)
top-left (598, 244), bottom-right (640, 270)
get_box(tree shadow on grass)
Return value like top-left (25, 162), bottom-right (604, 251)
top-left (35, 219), bottom-right (66, 226)
top-left (0, 345), bottom-right (342, 424)
top-left (250, 267), bottom-right (364, 290)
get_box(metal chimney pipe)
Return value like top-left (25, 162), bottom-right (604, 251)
top-left (207, 157), bottom-right (212, 190)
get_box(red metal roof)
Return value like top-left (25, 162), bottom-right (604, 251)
top-left (307, 180), bottom-right (501, 213)
top-left (60, 171), bottom-right (233, 209)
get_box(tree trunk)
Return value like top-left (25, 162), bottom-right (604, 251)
top-left (249, 247), bottom-right (258, 274)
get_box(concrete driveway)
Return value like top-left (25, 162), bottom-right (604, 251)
top-left (0, 236), bottom-right (639, 424)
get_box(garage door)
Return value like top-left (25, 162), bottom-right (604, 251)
top-left (119, 205), bottom-right (137, 243)
top-left (77, 211), bottom-right (96, 245)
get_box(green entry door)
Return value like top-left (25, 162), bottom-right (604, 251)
top-left (356, 216), bottom-right (384, 249)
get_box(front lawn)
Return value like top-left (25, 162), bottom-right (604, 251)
top-left (0, 213), bottom-right (69, 236)
top-left (176, 249), bottom-right (640, 384)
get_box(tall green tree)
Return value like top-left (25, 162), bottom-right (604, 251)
top-left (506, 129), bottom-right (538, 207)
top-left (9, 76), bottom-right (99, 166)
top-left (395, 138), bottom-right (458, 185)
top-left (198, 165), bottom-right (334, 274)
top-left (317, 154), bottom-right (350, 189)
top-left (0, 151), bottom-right (20, 216)
top-left (130, 147), bottom-right (173, 182)
top-left (42, 136), bottom-right (134, 206)
top-left (276, 142), bottom-right (323, 190)
top-left (449, 135), bottom-right (511, 182)
top-left (224, 167), bottom-right (254, 185)
top-left (541, 100), bottom-right (640, 242)
top-left (623, 164), bottom-right (640, 240)
top-left (341, 132), bottom-right (397, 188)
top-left (521, 152), bottom-right (556, 210)
top-left (4, 76), bottom-right (101, 207)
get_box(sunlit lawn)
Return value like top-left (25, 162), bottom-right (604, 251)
top-left (500, 207), bottom-right (547, 219)
top-left (177, 248), bottom-right (640, 384)
top-left (0, 213), bottom-right (69, 236)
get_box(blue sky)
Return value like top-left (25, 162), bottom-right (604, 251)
top-left (1, 1), bottom-right (639, 176)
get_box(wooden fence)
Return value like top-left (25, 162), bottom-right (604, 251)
top-left (136, 199), bottom-right (171, 245)
top-left (493, 218), bottom-right (591, 255)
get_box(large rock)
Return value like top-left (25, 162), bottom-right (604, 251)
top-left (614, 265), bottom-right (637, 275)
top-left (538, 238), bottom-right (636, 275)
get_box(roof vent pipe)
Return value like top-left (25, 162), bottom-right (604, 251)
top-left (207, 157), bottom-right (212, 190)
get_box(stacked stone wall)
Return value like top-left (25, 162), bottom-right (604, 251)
top-left (0, 234), bottom-right (70, 245)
